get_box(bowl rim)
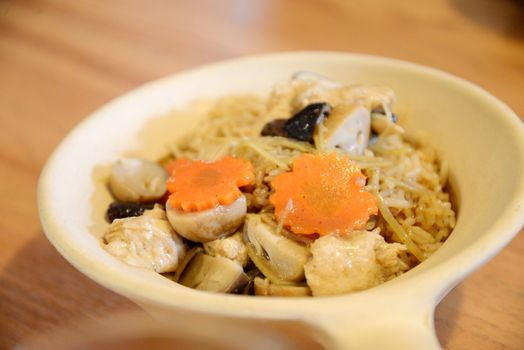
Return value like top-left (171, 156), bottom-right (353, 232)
top-left (37, 51), bottom-right (524, 320)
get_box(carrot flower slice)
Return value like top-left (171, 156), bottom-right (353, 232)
top-left (166, 156), bottom-right (254, 212)
top-left (269, 153), bottom-right (377, 236)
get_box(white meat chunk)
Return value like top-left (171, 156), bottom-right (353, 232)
top-left (203, 231), bottom-right (249, 267)
top-left (304, 229), bottom-right (407, 296)
top-left (320, 103), bottom-right (371, 155)
top-left (289, 72), bottom-right (396, 113)
top-left (103, 205), bottom-right (186, 273)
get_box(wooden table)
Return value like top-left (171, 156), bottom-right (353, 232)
top-left (1, 0), bottom-right (523, 348)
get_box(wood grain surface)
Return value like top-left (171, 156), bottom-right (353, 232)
top-left (1, 0), bottom-right (523, 349)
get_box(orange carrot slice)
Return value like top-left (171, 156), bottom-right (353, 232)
top-left (269, 153), bottom-right (377, 236)
top-left (166, 156), bottom-right (255, 212)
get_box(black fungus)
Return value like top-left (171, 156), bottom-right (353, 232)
top-left (260, 118), bottom-right (288, 137)
top-left (106, 202), bottom-right (155, 223)
top-left (284, 102), bottom-right (332, 142)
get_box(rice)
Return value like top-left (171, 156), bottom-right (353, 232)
top-left (167, 77), bottom-right (456, 267)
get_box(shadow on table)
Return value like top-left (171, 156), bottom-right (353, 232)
top-left (435, 285), bottom-right (464, 349)
top-left (451, 0), bottom-right (524, 40)
top-left (0, 233), bottom-right (137, 349)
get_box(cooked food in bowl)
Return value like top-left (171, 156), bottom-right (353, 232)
top-left (101, 72), bottom-right (456, 297)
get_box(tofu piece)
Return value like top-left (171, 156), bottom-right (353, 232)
top-left (304, 230), bottom-right (406, 296)
top-left (203, 231), bottom-right (249, 267)
top-left (103, 206), bottom-right (186, 273)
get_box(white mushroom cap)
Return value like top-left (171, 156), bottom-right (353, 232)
top-left (109, 157), bottom-right (168, 203)
top-left (166, 195), bottom-right (247, 243)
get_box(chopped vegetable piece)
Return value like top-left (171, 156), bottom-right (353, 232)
top-left (284, 102), bottom-right (331, 142)
top-left (105, 202), bottom-right (154, 222)
top-left (269, 153), bottom-right (377, 235)
top-left (260, 118), bottom-right (288, 137)
top-left (166, 156), bottom-right (255, 212)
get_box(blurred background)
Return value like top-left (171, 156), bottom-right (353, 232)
top-left (1, 0), bottom-right (523, 349)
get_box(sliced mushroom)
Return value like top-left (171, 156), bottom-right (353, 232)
top-left (317, 103), bottom-right (371, 155)
top-left (253, 277), bottom-right (312, 297)
top-left (166, 195), bottom-right (247, 243)
top-left (170, 246), bottom-right (203, 282)
top-left (103, 205), bottom-right (186, 273)
top-left (109, 157), bottom-right (168, 203)
top-left (178, 252), bottom-right (249, 293)
top-left (243, 214), bottom-right (309, 283)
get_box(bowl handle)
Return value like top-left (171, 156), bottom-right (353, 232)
top-left (308, 303), bottom-right (441, 350)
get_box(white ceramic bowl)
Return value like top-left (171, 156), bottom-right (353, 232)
top-left (38, 52), bottom-right (524, 349)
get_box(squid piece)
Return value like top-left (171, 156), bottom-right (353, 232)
top-left (166, 195), bottom-right (247, 243)
top-left (103, 205), bottom-right (186, 273)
